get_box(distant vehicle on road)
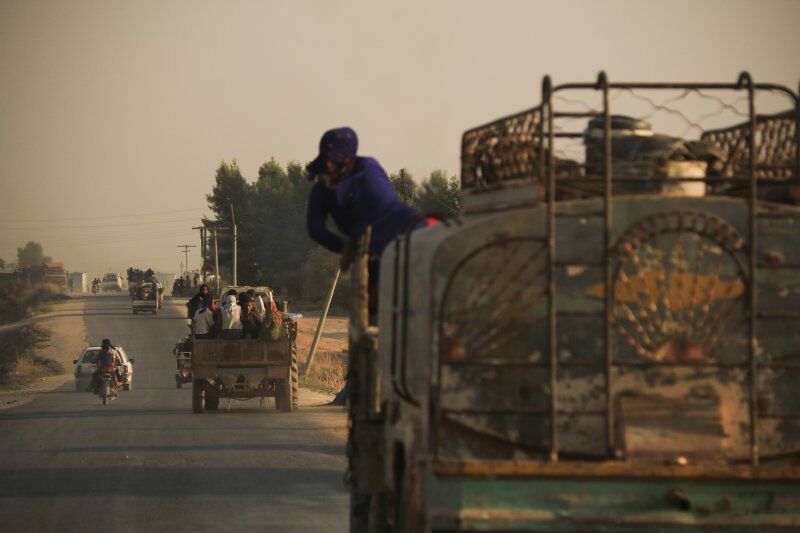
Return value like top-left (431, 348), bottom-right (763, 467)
top-left (43, 262), bottom-right (68, 291)
top-left (132, 281), bottom-right (161, 314)
top-left (73, 345), bottom-right (134, 392)
top-left (101, 272), bottom-right (124, 292)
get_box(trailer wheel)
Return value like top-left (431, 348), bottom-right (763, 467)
top-left (192, 379), bottom-right (205, 413)
top-left (206, 394), bottom-right (219, 410)
top-left (276, 380), bottom-right (293, 412)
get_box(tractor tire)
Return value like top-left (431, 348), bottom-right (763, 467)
top-left (290, 339), bottom-right (299, 408)
top-left (192, 379), bottom-right (205, 413)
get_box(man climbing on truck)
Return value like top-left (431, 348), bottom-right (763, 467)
top-left (305, 126), bottom-right (439, 404)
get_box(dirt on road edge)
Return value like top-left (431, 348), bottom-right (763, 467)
top-left (0, 299), bottom-right (88, 409)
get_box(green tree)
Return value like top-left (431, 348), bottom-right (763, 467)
top-left (389, 169), bottom-right (417, 205)
top-left (204, 159), bottom-right (461, 304)
top-left (205, 158), bottom-right (318, 299)
top-left (17, 241), bottom-right (46, 268)
top-left (414, 170), bottom-right (461, 215)
top-left (302, 246), bottom-right (351, 310)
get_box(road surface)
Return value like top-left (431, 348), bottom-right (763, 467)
top-left (0, 293), bottom-right (349, 532)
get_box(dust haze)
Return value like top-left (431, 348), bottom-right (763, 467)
top-left (1, 0), bottom-right (798, 275)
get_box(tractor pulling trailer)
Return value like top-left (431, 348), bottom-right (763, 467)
top-left (346, 72), bottom-right (800, 531)
top-left (189, 287), bottom-right (299, 413)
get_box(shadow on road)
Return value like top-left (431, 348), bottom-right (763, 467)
top-left (0, 407), bottom-right (345, 423)
top-left (0, 466), bottom-right (348, 497)
top-left (45, 443), bottom-right (344, 455)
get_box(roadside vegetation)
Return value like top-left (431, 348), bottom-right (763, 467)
top-left (298, 349), bottom-right (347, 393)
top-left (294, 315), bottom-right (348, 393)
top-left (0, 281), bottom-right (70, 325)
top-left (0, 325), bottom-right (63, 391)
top-left (204, 159), bottom-right (459, 309)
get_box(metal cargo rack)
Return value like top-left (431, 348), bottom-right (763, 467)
top-left (428, 72), bottom-right (800, 466)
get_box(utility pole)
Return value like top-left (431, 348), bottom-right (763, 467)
top-left (303, 268), bottom-right (341, 378)
top-left (194, 223), bottom-right (229, 295)
top-left (213, 228), bottom-right (220, 295)
top-left (177, 244), bottom-right (196, 273)
top-left (230, 203), bottom-right (238, 287)
top-left (192, 226), bottom-right (207, 271)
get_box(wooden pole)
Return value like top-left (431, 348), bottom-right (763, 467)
top-left (230, 204), bottom-right (237, 287)
top-left (303, 267), bottom-right (341, 378)
top-left (213, 229), bottom-right (220, 295)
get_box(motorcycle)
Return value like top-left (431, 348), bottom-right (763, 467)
top-left (91, 283), bottom-right (99, 294)
top-left (96, 368), bottom-right (119, 405)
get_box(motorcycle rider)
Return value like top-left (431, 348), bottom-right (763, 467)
top-left (87, 339), bottom-right (125, 392)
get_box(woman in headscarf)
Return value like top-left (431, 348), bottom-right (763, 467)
top-left (193, 296), bottom-right (216, 339)
top-left (186, 284), bottom-right (210, 319)
top-left (219, 290), bottom-right (243, 339)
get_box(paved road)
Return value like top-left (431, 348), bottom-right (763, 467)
top-left (0, 294), bottom-right (349, 532)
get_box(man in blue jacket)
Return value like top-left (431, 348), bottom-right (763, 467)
top-left (306, 127), bottom-right (426, 405)
top-left (306, 127), bottom-right (419, 286)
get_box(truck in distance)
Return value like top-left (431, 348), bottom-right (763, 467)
top-left (43, 262), bottom-right (68, 291)
top-left (101, 272), bottom-right (124, 292)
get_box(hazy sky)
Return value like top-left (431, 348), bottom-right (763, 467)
top-left (1, 0), bottom-right (798, 277)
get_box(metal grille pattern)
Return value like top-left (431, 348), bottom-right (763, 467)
top-left (702, 110), bottom-right (798, 179)
top-left (460, 107), bottom-right (542, 188)
top-left (440, 238), bottom-right (548, 364)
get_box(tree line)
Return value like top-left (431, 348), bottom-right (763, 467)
top-left (204, 159), bottom-right (460, 306)
top-left (0, 242), bottom-right (52, 270)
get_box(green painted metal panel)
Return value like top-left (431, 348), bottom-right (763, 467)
top-left (427, 473), bottom-right (800, 531)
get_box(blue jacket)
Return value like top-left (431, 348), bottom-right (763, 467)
top-left (307, 156), bottom-right (417, 275)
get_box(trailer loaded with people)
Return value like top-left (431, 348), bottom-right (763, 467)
top-left (189, 286), bottom-right (299, 413)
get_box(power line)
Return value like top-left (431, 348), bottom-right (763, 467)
top-left (0, 217), bottom-right (199, 231)
top-left (177, 244), bottom-right (196, 271)
top-left (0, 208), bottom-right (205, 223)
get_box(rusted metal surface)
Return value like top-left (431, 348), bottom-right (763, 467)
top-left (432, 198), bottom-right (800, 463)
top-left (374, 73), bottom-right (800, 531)
top-left (192, 337), bottom-right (291, 378)
top-left (430, 459), bottom-right (800, 480)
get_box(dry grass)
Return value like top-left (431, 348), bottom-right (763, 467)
top-left (0, 280), bottom-right (70, 325)
top-left (295, 314), bottom-right (348, 393)
top-left (0, 326), bottom-right (63, 390)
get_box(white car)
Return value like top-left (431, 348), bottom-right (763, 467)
top-left (73, 346), bottom-right (135, 392)
top-left (101, 272), bottom-right (124, 292)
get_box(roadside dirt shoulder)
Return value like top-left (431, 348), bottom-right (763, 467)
top-left (0, 299), bottom-right (87, 409)
top-left (295, 313), bottom-right (348, 392)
